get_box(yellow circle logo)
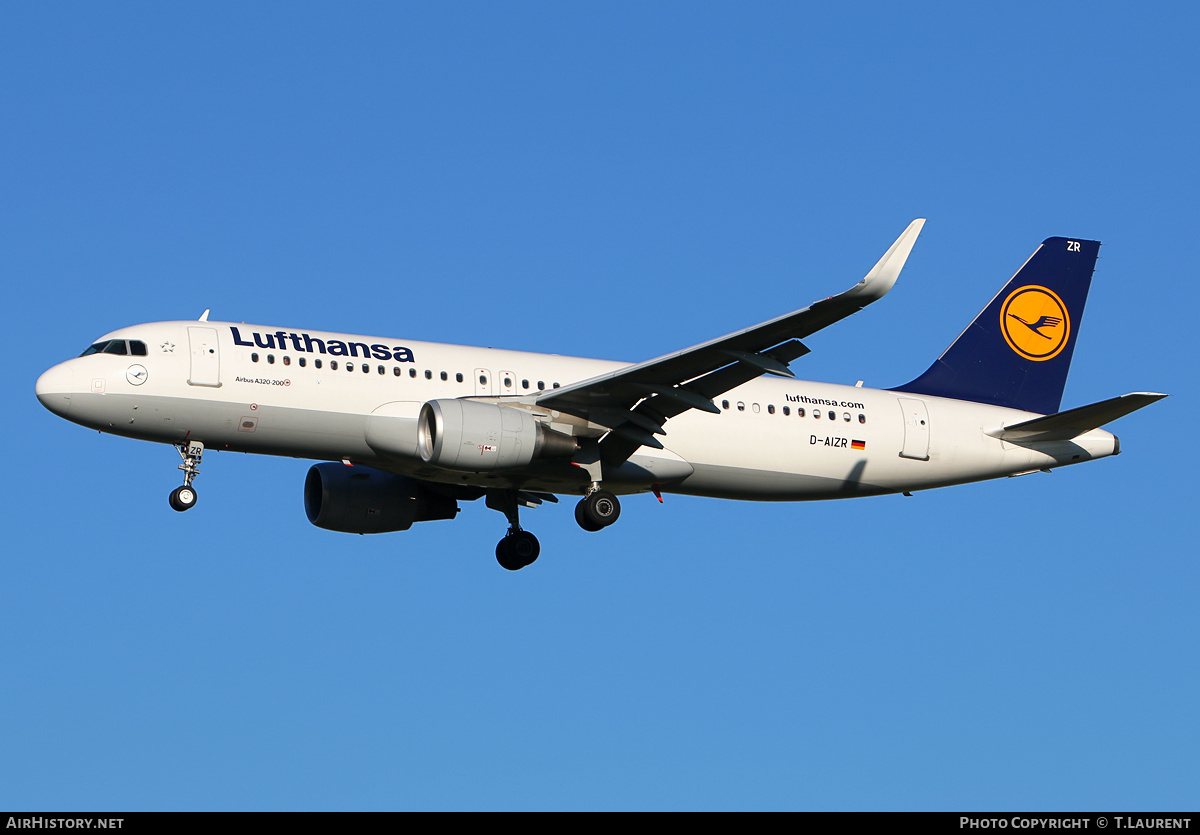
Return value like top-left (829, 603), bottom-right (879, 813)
top-left (1000, 285), bottom-right (1070, 361)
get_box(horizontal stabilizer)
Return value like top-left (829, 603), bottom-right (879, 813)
top-left (989, 392), bottom-right (1167, 441)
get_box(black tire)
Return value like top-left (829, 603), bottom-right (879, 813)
top-left (169, 485), bottom-right (197, 512)
top-left (510, 531), bottom-right (540, 566)
top-left (581, 489), bottom-right (620, 529)
top-left (575, 499), bottom-right (604, 532)
top-left (496, 532), bottom-right (539, 570)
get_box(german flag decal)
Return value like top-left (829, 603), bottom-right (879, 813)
top-left (851, 439), bottom-right (866, 450)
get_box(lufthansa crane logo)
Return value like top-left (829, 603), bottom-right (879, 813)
top-left (1000, 285), bottom-right (1070, 361)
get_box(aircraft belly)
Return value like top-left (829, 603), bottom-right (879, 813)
top-left (606, 449), bottom-right (695, 487)
top-left (63, 391), bottom-right (374, 460)
top-left (675, 462), bottom-right (890, 500)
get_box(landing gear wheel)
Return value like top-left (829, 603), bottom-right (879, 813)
top-left (169, 485), bottom-right (198, 512)
top-left (575, 500), bottom-right (604, 532)
top-left (171, 441), bottom-right (204, 513)
top-left (496, 530), bottom-right (540, 570)
top-left (577, 489), bottom-right (620, 530)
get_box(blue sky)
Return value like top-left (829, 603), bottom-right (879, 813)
top-left (2, 3), bottom-right (1196, 810)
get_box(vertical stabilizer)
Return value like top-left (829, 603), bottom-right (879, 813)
top-left (891, 237), bottom-right (1099, 415)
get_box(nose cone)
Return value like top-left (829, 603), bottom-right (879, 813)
top-left (36, 363), bottom-right (75, 417)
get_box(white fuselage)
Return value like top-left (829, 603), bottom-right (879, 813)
top-left (35, 320), bottom-right (1120, 501)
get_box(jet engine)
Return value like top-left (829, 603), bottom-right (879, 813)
top-left (304, 463), bottom-right (459, 534)
top-left (418, 399), bottom-right (577, 471)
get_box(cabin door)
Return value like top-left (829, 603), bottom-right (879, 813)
top-left (188, 327), bottom-right (221, 387)
top-left (897, 397), bottom-right (930, 460)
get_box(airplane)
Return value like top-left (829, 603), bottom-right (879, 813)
top-left (35, 220), bottom-right (1166, 570)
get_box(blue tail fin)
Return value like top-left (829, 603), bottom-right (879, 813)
top-left (891, 236), bottom-right (1100, 415)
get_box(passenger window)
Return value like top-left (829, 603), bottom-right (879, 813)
top-left (410, 368), bottom-right (417, 378)
top-left (797, 408), bottom-right (805, 417)
top-left (378, 365), bottom-right (385, 375)
top-left (267, 354), bottom-right (275, 364)
top-left (440, 371), bottom-right (448, 381)
top-left (767, 405), bottom-right (775, 414)
top-left (503, 377), bottom-right (512, 388)
top-left (361, 363), bottom-right (369, 373)
top-left (843, 412), bottom-right (851, 422)
top-left (859, 414), bottom-right (866, 424)
top-left (814, 410), bottom-right (820, 419)
top-left (522, 379), bottom-right (530, 389)
top-left (479, 374), bottom-right (487, 385)
top-left (553, 382), bottom-right (560, 389)
top-left (347, 363), bottom-right (353, 372)
top-left (752, 403), bottom-right (760, 413)
top-left (315, 359), bottom-right (322, 369)
top-left (456, 373), bottom-right (463, 383)
top-left (782, 406), bottom-right (790, 416)
top-left (283, 356), bottom-right (291, 366)
top-left (299, 357), bottom-right (306, 367)
top-left (393, 367), bottom-right (401, 376)
top-left (737, 402), bottom-right (745, 411)
top-left (331, 360), bottom-right (338, 370)
top-left (425, 370), bottom-right (433, 379)
top-left (722, 400), bottom-right (729, 410)
top-left (251, 353), bottom-right (259, 363)
top-left (828, 411), bottom-right (835, 420)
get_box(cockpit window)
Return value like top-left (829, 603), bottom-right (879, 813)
top-left (80, 339), bottom-right (147, 357)
top-left (81, 340), bottom-right (125, 356)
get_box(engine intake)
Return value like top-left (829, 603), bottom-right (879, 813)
top-left (304, 463), bottom-right (459, 534)
top-left (418, 399), bottom-right (577, 471)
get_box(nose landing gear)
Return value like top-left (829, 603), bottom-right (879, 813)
top-left (169, 441), bottom-right (204, 512)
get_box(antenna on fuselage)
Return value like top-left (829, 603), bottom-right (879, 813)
top-left (198, 309), bottom-right (210, 322)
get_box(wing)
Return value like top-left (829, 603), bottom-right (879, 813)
top-left (535, 219), bottom-right (926, 463)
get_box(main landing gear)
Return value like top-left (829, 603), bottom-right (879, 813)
top-left (169, 441), bottom-right (204, 512)
top-left (575, 487), bottom-right (620, 532)
top-left (496, 529), bottom-right (540, 572)
top-left (485, 484), bottom-right (622, 570)
top-left (484, 482), bottom-right (624, 568)
top-left (487, 490), bottom-right (541, 571)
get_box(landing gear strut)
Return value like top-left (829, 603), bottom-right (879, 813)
top-left (169, 441), bottom-right (204, 512)
top-left (575, 486), bottom-right (620, 532)
top-left (487, 490), bottom-right (540, 571)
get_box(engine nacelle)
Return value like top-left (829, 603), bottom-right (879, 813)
top-left (418, 399), bottom-right (577, 471)
top-left (304, 463), bottom-right (459, 534)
